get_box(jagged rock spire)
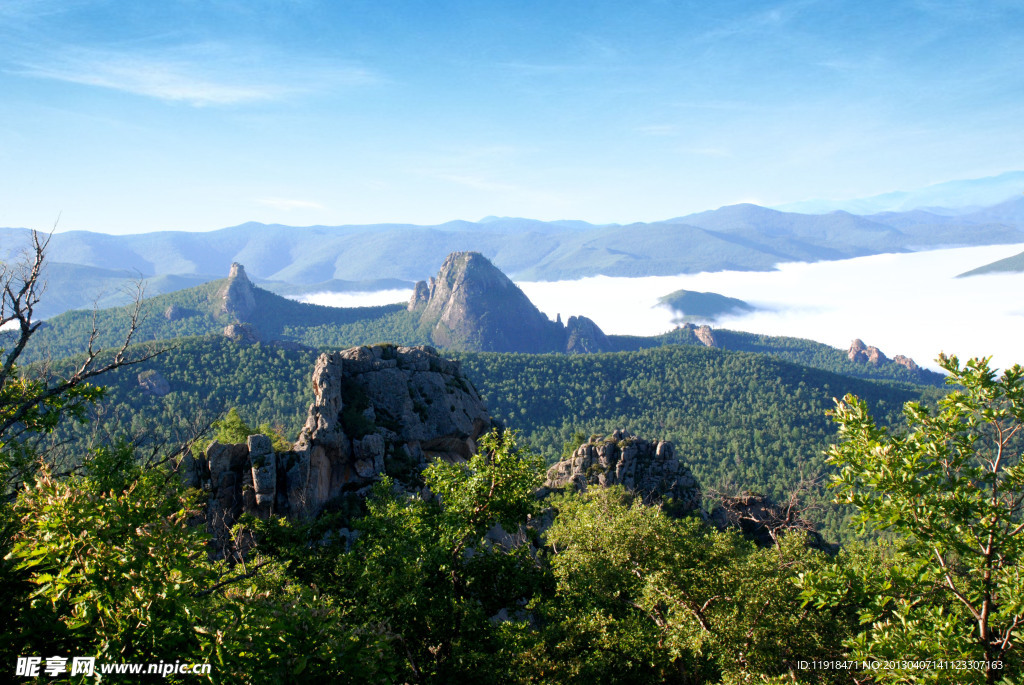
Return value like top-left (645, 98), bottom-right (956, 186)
top-left (219, 262), bottom-right (256, 321)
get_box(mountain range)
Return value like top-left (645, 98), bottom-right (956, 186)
top-left (774, 169), bottom-right (1024, 214)
top-left (4, 193), bottom-right (1024, 320)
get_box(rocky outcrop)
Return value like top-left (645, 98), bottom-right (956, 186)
top-left (892, 354), bottom-right (919, 372)
top-left (679, 322), bottom-right (719, 348)
top-left (564, 315), bottom-right (611, 354)
top-left (847, 339), bottom-right (932, 377)
top-left (164, 304), bottom-right (192, 321)
top-left (542, 431), bottom-right (832, 548)
top-left (407, 280), bottom-right (431, 311)
top-left (218, 262), bottom-right (257, 322)
top-left (223, 323), bottom-right (260, 344)
top-left (544, 430), bottom-right (701, 515)
top-left (413, 252), bottom-right (614, 354)
top-left (196, 345), bottom-right (492, 551)
top-left (137, 369), bottom-right (170, 397)
top-left (694, 324), bottom-right (718, 348)
top-left (708, 492), bottom-right (833, 551)
top-left (847, 338), bottom-right (886, 365)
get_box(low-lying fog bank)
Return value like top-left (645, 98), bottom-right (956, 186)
top-left (293, 243), bottom-right (1024, 372)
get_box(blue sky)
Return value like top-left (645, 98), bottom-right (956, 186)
top-left (2, 0), bottom-right (1022, 234)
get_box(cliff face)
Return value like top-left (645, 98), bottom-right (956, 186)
top-left (544, 430), bottom-right (701, 515)
top-left (409, 251), bottom-right (614, 354)
top-left (289, 344), bottom-right (491, 517)
top-left (187, 344), bottom-right (492, 553)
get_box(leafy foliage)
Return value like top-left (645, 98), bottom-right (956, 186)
top-left (801, 355), bottom-right (1024, 682)
top-left (4, 444), bottom-right (212, 664)
top-left (1, 442), bottom-right (394, 683)
top-left (535, 487), bottom-right (851, 684)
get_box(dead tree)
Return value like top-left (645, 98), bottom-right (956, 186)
top-left (1, 229), bottom-right (169, 493)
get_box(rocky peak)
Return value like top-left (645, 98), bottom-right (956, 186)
top-left (407, 280), bottom-right (431, 311)
top-left (847, 338), bottom-right (886, 365)
top-left (544, 429), bottom-right (701, 515)
top-left (415, 252), bottom-right (565, 353)
top-left (219, 262), bottom-right (256, 321)
top-left (413, 252), bottom-right (614, 354)
top-left (681, 322), bottom-right (719, 348)
top-left (564, 315), bottom-right (611, 354)
top-left (695, 324), bottom-right (718, 348)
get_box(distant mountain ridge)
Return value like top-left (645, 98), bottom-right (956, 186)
top-left (4, 192), bottom-right (1024, 320)
top-left (774, 170), bottom-right (1024, 214)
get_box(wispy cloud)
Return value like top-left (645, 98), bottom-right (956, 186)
top-left (11, 44), bottom-right (380, 106)
top-left (255, 197), bottom-right (325, 211)
top-left (697, 0), bottom-right (819, 42)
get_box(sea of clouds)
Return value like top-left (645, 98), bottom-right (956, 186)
top-left (295, 243), bottom-right (1024, 372)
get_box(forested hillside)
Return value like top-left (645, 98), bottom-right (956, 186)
top-left (19, 278), bottom-right (423, 362)
top-left (51, 336), bottom-right (941, 540)
top-left (611, 327), bottom-right (943, 386)
top-left (457, 346), bottom-right (940, 538)
top-left (20, 265), bottom-right (943, 389)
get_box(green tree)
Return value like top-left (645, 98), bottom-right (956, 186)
top-left (3, 444), bottom-right (214, 665)
top-left (198, 407), bottom-right (291, 455)
top-left (326, 429), bottom-right (547, 682)
top-left (539, 486), bottom-right (847, 684)
top-left (803, 354), bottom-right (1024, 683)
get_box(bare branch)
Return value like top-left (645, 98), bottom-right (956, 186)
top-left (1, 233), bottom-right (173, 489)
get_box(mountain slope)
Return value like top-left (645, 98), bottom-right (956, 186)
top-left (19, 264), bottom-right (422, 362)
top-left (409, 252), bottom-right (612, 353)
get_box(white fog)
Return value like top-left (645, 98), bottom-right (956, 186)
top-left (296, 243), bottom-right (1024, 372)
